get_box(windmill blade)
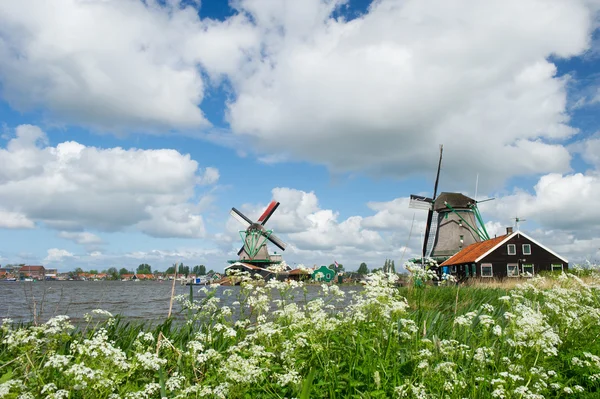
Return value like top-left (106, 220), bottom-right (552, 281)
top-left (266, 233), bottom-right (286, 251)
top-left (258, 200), bottom-right (280, 225)
top-left (230, 207), bottom-right (252, 228)
top-left (409, 195), bottom-right (433, 210)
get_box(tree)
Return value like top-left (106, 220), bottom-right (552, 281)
top-left (390, 260), bottom-right (396, 274)
top-left (181, 265), bottom-right (190, 277)
top-left (119, 268), bottom-right (129, 276)
top-left (192, 265), bottom-right (207, 275)
top-left (137, 264), bottom-right (152, 274)
top-left (329, 263), bottom-right (344, 273)
top-left (165, 266), bottom-right (175, 274)
top-left (74, 267), bottom-right (84, 274)
top-left (357, 262), bottom-right (369, 275)
top-left (89, 269), bottom-right (98, 275)
top-left (107, 267), bottom-right (118, 280)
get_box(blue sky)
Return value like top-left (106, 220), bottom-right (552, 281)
top-left (1, 0), bottom-right (600, 272)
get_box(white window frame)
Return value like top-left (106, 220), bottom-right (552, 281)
top-left (481, 263), bottom-right (493, 278)
top-left (522, 264), bottom-right (534, 277)
top-left (507, 244), bottom-right (516, 255)
top-left (507, 263), bottom-right (519, 277)
top-left (522, 244), bottom-right (531, 255)
top-left (551, 264), bottom-right (563, 272)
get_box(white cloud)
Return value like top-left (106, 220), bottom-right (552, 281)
top-left (225, 0), bottom-right (597, 186)
top-left (197, 167), bottom-right (220, 185)
top-left (0, 0), bottom-right (259, 131)
top-left (0, 125), bottom-right (217, 238)
top-left (44, 248), bottom-right (75, 263)
top-left (0, 0), bottom-right (595, 187)
top-left (362, 198), bottom-right (424, 231)
top-left (228, 187), bottom-right (417, 259)
top-left (0, 209), bottom-right (35, 229)
top-left (58, 231), bottom-right (103, 245)
top-left (485, 172), bottom-right (600, 233)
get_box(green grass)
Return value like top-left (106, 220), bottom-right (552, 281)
top-left (1, 273), bottom-right (600, 398)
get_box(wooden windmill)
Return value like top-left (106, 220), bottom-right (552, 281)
top-left (409, 145), bottom-right (491, 261)
top-left (228, 200), bottom-right (287, 268)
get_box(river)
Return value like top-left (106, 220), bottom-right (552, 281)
top-left (0, 280), bottom-right (361, 324)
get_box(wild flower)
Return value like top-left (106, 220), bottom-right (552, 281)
top-left (135, 351), bottom-right (166, 370)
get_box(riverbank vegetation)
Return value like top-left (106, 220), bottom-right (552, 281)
top-left (1, 269), bottom-right (599, 398)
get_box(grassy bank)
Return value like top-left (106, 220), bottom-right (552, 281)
top-left (1, 272), bottom-right (599, 398)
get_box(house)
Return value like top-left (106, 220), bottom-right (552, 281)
top-left (287, 268), bottom-right (312, 281)
top-left (225, 262), bottom-right (274, 280)
top-left (440, 228), bottom-right (568, 279)
top-left (45, 269), bottom-right (58, 280)
top-left (20, 265), bottom-right (46, 280)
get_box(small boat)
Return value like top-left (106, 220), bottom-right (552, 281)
top-left (186, 277), bottom-right (209, 286)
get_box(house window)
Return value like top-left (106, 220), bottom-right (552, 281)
top-left (522, 264), bottom-right (534, 277)
top-left (551, 264), bottom-right (563, 272)
top-left (507, 263), bottom-right (519, 277)
top-left (522, 244), bottom-right (531, 255)
top-left (507, 244), bottom-right (516, 255)
top-left (481, 264), bottom-right (493, 277)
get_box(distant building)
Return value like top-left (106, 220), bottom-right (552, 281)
top-left (20, 265), bottom-right (46, 280)
top-left (440, 229), bottom-right (568, 279)
top-left (45, 269), bottom-right (58, 280)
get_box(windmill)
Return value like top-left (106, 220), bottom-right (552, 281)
top-left (229, 200), bottom-right (287, 268)
top-left (409, 145), bottom-right (491, 261)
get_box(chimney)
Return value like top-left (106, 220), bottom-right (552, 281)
top-left (506, 227), bottom-right (513, 235)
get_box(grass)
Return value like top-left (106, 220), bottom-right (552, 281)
top-left (1, 271), bottom-right (600, 398)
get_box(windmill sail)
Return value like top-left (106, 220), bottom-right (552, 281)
top-left (409, 195), bottom-right (433, 211)
top-left (425, 212), bottom-right (438, 257)
top-left (422, 145), bottom-right (443, 258)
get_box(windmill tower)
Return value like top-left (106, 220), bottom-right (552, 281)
top-left (429, 192), bottom-right (486, 257)
top-left (409, 145), bottom-right (491, 261)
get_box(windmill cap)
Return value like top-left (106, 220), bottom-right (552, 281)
top-left (434, 192), bottom-right (476, 211)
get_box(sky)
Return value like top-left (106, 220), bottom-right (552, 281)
top-left (1, 0), bottom-right (600, 272)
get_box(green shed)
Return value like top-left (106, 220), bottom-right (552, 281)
top-left (312, 265), bottom-right (335, 282)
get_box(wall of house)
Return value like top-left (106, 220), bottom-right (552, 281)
top-left (478, 233), bottom-right (568, 278)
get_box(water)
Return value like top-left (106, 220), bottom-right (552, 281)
top-left (0, 280), bottom-right (362, 324)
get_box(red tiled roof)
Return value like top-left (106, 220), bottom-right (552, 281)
top-left (288, 268), bottom-right (310, 275)
top-left (226, 263), bottom-right (265, 271)
top-left (440, 235), bottom-right (509, 266)
top-left (21, 265), bottom-right (45, 271)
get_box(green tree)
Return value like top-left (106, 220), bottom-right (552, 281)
top-left (390, 260), bottom-right (396, 274)
top-left (119, 268), bottom-right (129, 276)
top-left (192, 265), bottom-right (207, 275)
top-left (357, 262), bottom-right (369, 275)
top-left (89, 269), bottom-right (98, 275)
top-left (107, 267), bottom-right (118, 280)
top-left (329, 263), bottom-right (344, 273)
top-left (74, 267), bottom-right (84, 274)
top-left (180, 264), bottom-right (190, 277)
top-left (137, 263), bottom-right (152, 274)
top-left (165, 265), bottom-right (177, 275)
